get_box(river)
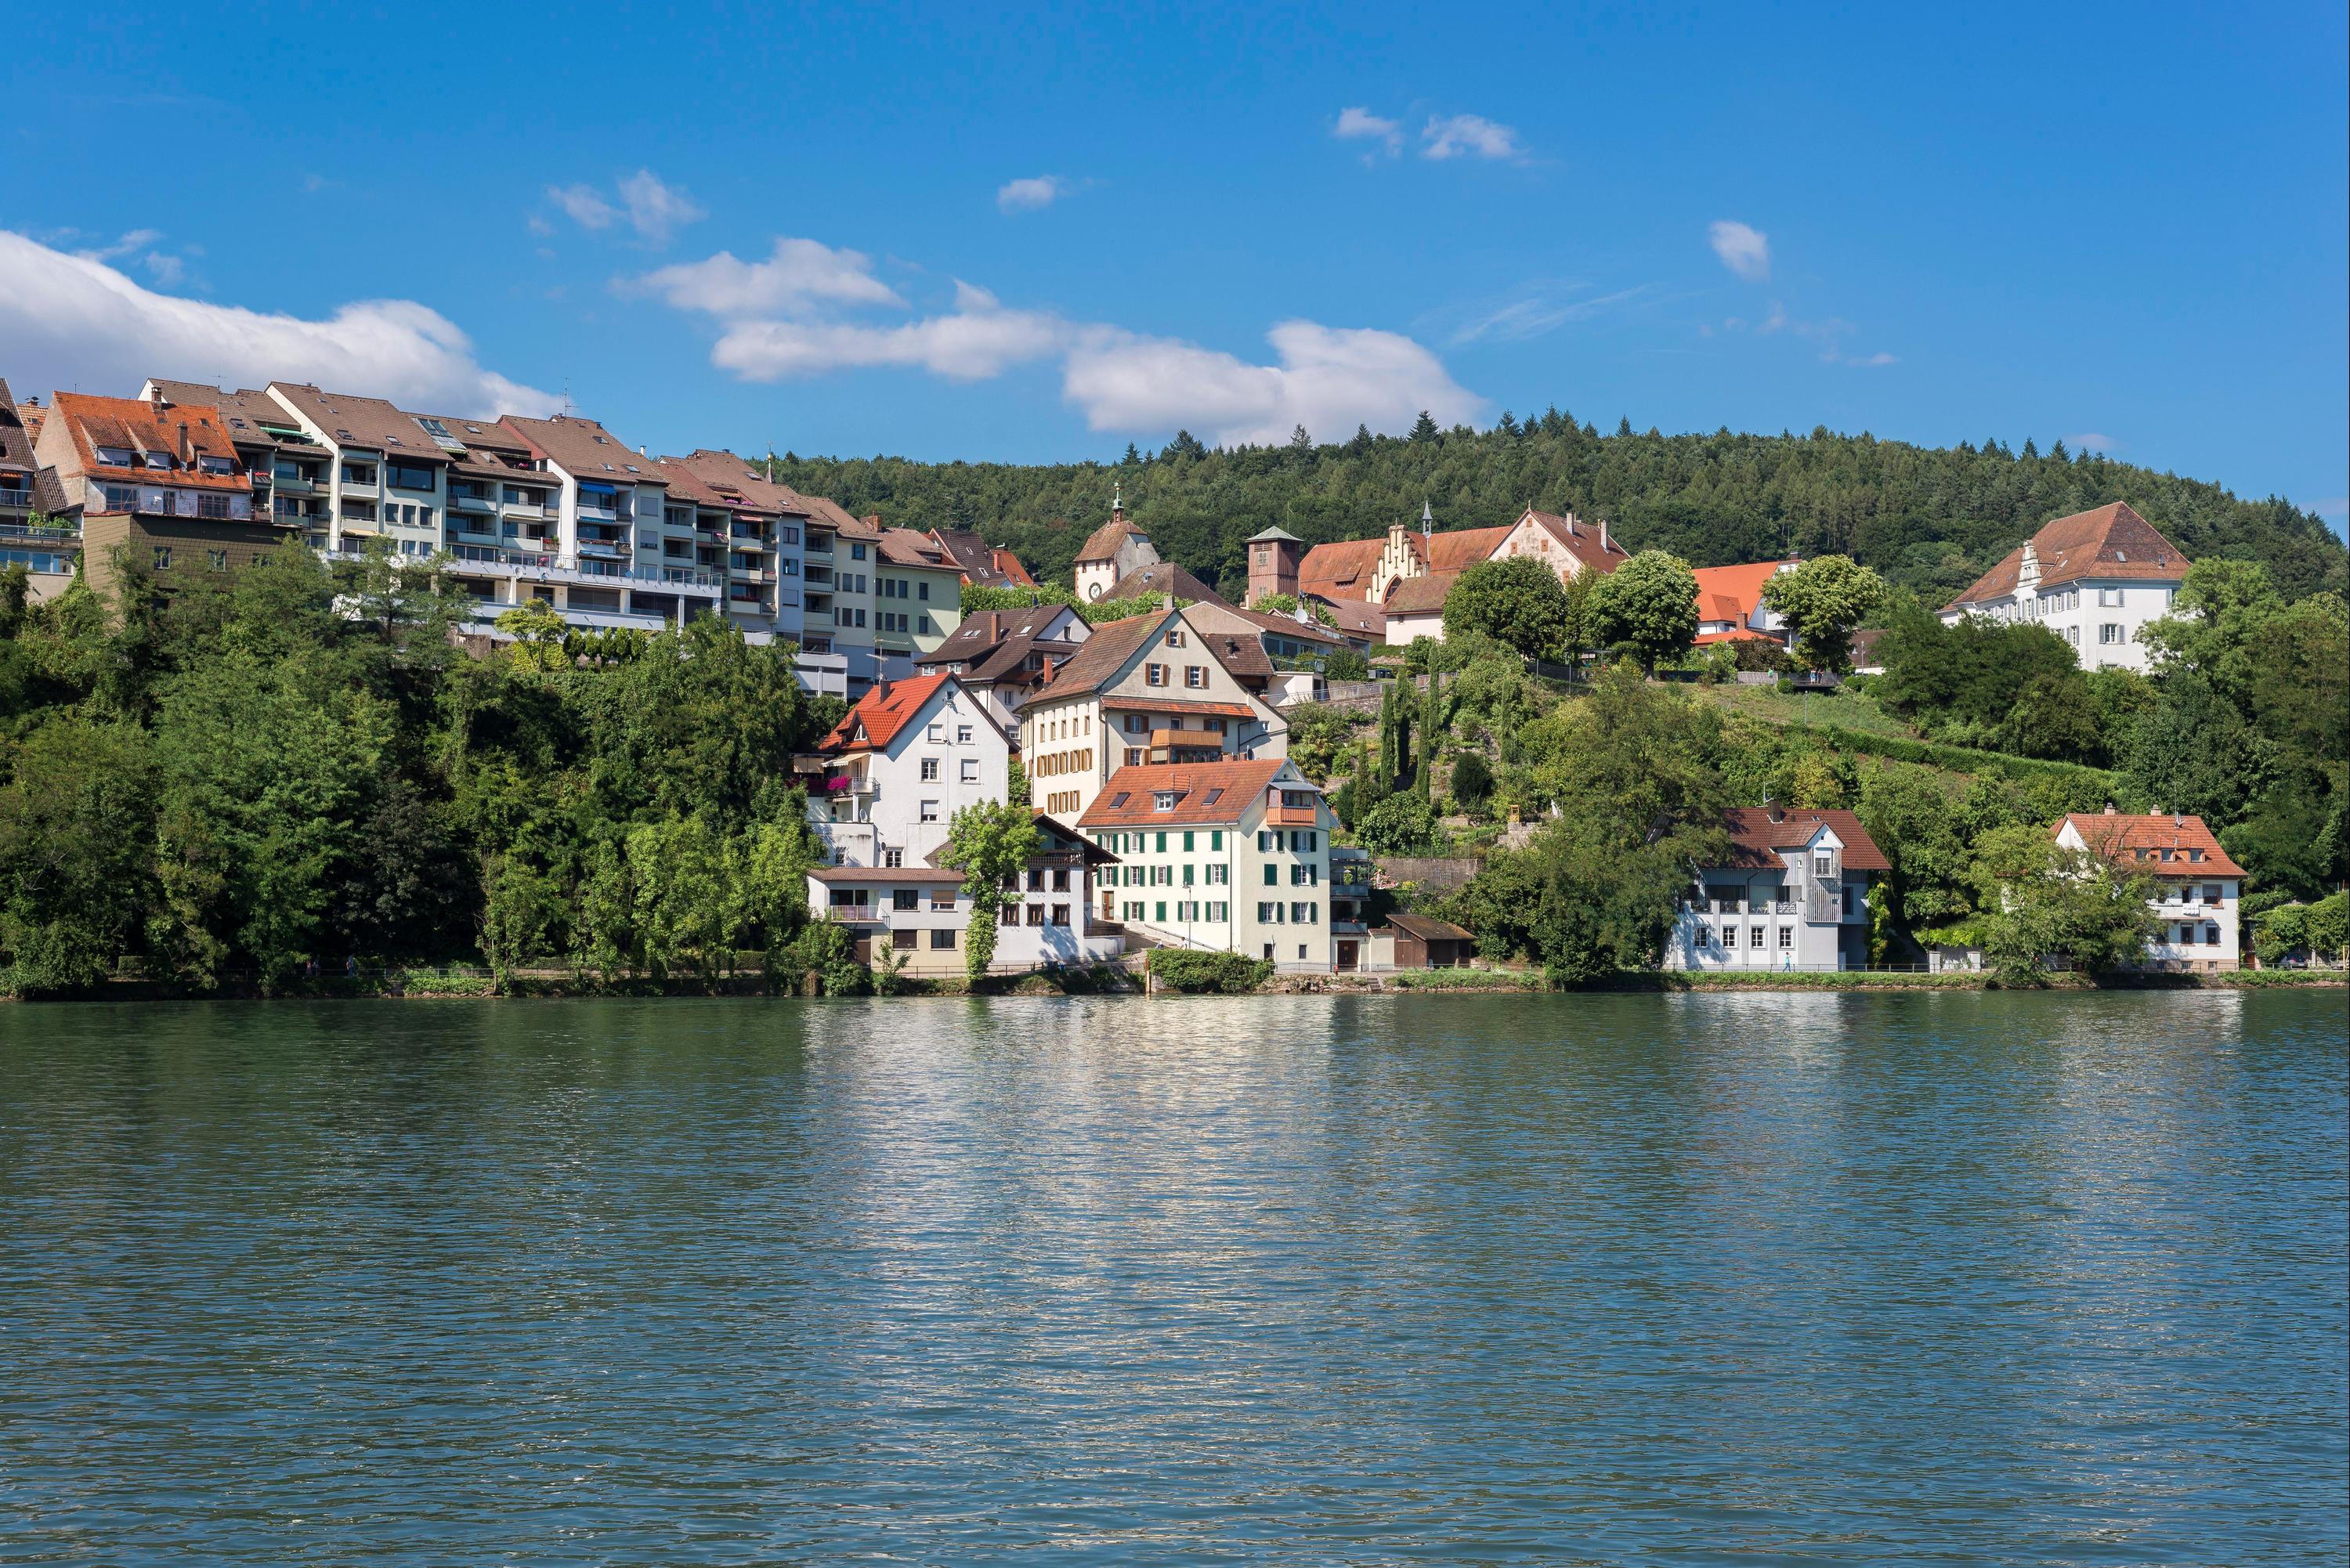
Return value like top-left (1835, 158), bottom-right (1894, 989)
top-left (2, 991), bottom-right (2343, 1564)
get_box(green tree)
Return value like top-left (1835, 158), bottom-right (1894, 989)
top-left (1975, 828), bottom-right (2160, 980)
top-left (942, 798), bottom-right (1039, 982)
top-left (0, 719), bottom-right (158, 994)
top-left (1589, 550), bottom-right (1699, 674)
top-left (1441, 558), bottom-right (1573, 659)
top-left (1759, 555), bottom-right (1886, 673)
top-left (1354, 792), bottom-right (1442, 854)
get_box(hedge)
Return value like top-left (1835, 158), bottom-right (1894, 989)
top-left (1148, 950), bottom-right (1274, 992)
top-left (1809, 723), bottom-right (2131, 796)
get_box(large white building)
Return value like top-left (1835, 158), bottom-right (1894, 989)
top-left (1665, 807), bottom-right (1887, 972)
top-left (1939, 502), bottom-right (2189, 673)
top-left (804, 672), bottom-right (1010, 870)
top-left (1078, 757), bottom-right (1340, 971)
top-left (2055, 809), bottom-right (2245, 970)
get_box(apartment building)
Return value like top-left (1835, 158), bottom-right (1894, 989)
top-left (803, 672), bottom-right (1010, 869)
top-left (1665, 806), bottom-right (1886, 972)
top-left (1940, 503), bottom-right (2190, 672)
top-left (794, 504), bottom-right (964, 690)
top-left (1015, 604), bottom-right (1289, 821)
top-left (804, 813), bottom-right (1123, 977)
top-left (0, 380), bottom-right (75, 601)
top-left (1077, 757), bottom-right (1338, 970)
top-left (259, 383), bottom-right (452, 559)
top-left (656, 449), bottom-right (811, 646)
top-left (914, 603), bottom-right (1091, 729)
top-left (33, 391), bottom-right (291, 602)
top-left (2055, 809), bottom-right (2245, 970)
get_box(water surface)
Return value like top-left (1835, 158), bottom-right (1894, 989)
top-left (2, 991), bottom-right (2344, 1563)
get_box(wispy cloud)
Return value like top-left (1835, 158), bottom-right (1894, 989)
top-left (1420, 113), bottom-right (1525, 162)
top-left (1722, 299), bottom-right (1893, 366)
top-left (996, 175), bottom-right (1069, 214)
top-left (1334, 106), bottom-right (1404, 157)
top-left (2065, 432), bottom-right (2120, 453)
top-left (1443, 282), bottom-right (1658, 345)
top-left (547, 169), bottom-right (706, 244)
top-left (0, 229), bottom-right (556, 416)
top-left (2306, 496), bottom-right (2348, 524)
top-left (1708, 219), bottom-right (1770, 281)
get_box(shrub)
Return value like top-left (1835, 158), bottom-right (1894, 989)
top-left (1449, 752), bottom-right (1494, 809)
top-left (1149, 949), bottom-right (1273, 992)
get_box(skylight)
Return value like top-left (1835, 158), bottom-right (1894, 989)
top-left (1109, 792), bottom-right (1130, 808)
top-left (1203, 788), bottom-right (1224, 806)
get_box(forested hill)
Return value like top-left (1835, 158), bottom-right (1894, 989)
top-left (767, 415), bottom-right (2348, 605)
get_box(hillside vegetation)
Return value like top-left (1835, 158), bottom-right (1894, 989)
top-left (769, 414), bottom-right (2347, 604)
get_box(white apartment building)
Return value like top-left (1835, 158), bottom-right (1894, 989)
top-left (1940, 502), bottom-right (2189, 673)
top-left (1017, 604), bottom-right (1289, 822)
top-left (1665, 807), bottom-right (1886, 972)
top-left (1078, 757), bottom-right (1338, 970)
top-left (804, 815), bottom-right (1123, 977)
top-left (2054, 809), bottom-right (2244, 970)
top-left (803, 672), bottom-right (1010, 869)
top-left (656, 449), bottom-right (813, 648)
top-left (263, 383), bottom-right (450, 559)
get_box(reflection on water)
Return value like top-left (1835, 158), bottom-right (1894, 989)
top-left (0, 991), bottom-right (2341, 1564)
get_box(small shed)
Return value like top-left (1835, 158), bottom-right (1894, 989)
top-left (1376, 912), bottom-right (1477, 970)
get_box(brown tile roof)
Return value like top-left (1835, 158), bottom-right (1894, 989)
top-left (924, 527), bottom-right (1036, 587)
top-left (1946, 503), bottom-right (2190, 609)
top-left (879, 526), bottom-right (956, 569)
top-left (1077, 759), bottom-right (1294, 828)
top-left (498, 414), bottom-right (662, 486)
top-left (1423, 524), bottom-right (1512, 573)
top-left (647, 457), bottom-right (732, 507)
top-left (666, 450), bottom-right (812, 515)
top-left (1517, 508), bottom-right (1630, 575)
top-left (919, 605), bottom-right (1084, 683)
top-left (45, 392), bottom-right (249, 490)
top-left (1023, 609), bottom-right (1174, 703)
top-left (1296, 535), bottom-right (1388, 601)
top-left (1201, 602), bottom-right (1345, 648)
top-left (1097, 696), bottom-right (1260, 721)
top-left (2059, 812), bottom-right (2246, 878)
top-left (1312, 596), bottom-right (1388, 638)
top-left (267, 383), bottom-right (450, 461)
top-left (1717, 807), bottom-right (1889, 872)
top-left (1075, 511), bottom-right (1146, 563)
top-left (215, 387), bottom-right (317, 453)
top-left (808, 865), bottom-right (967, 884)
top-left (1382, 573), bottom-right (1456, 615)
top-left (0, 380), bottom-right (35, 471)
top-left (816, 672), bottom-right (959, 753)
top-left (1105, 559), bottom-right (1228, 605)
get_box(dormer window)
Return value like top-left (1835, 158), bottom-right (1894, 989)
top-left (1154, 791), bottom-right (1180, 811)
top-left (199, 456), bottom-right (233, 475)
top-left (95, 446), bottom-right (135, 467)
top-left (143, 451), bottom-right (172, 470)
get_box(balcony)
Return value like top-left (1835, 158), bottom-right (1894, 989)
top-left (0, 486), bottom-right (34, 510)
top-left (449, 490), bottom-right (497, 514)
top-left (436, 544), bottom-right (723, 594)
top-left (0, 518), bottom-right (78, 544)
top-left (577, 538), bottom-right (627, 560)
top-left (270, 471), bottom-right (316, 495)
top-left (1263, 804), bottom-right (1321, 826)
top-left (577, 496), bottom-right (620, 520)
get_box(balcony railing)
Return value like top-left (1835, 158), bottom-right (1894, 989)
top-left (0, 487), bottom-right (37, 509)
top-left (0, 520), bottom-right (78, 542)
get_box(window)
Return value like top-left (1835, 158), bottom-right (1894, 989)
top-left (1146, 663), bottom-right (1169, 687)
top-left (1813, 852), bottom-right (1834, 878)
top-left (1185, 665), bottom-right (1206, 688)
top-left (1259, 901), bottom-right (1284, 923)
top-left (920, 800), bottom-right (940, 823)
top-left (929, 928), bottom-right (957, 950)
top-left (1181, 864), bottom-right (1195, 887)
top-left (1291, 901), bottom-right (1318, 925)
top-left (1155, 831), bottom-right (1168, 852)
top-left (850, 542), bottom-right (866, 560)
top-left (207, 549), bottom-right (228, 570)
top-left (1206, 864), bottom-right (1227, 885)
top-left (2099, 587), bottom-right (2123, 606)
top-left (342, 461), bottom-right (378, 486)
top-left (199, 455), bottom-right (233, 476)
top-left (2204, 923), bottom-right (2221, 945)
top-left (1290, 865), bottom-right (1318, 886)
top-left (960, 758), bottom-right (979, 782)
top-left (921, 757), bottom-right (940, 781)
top-left (143, 451), bottom-right (172, 471)
top-left (1155, 901), bottom-right (1167, 923)
top-left (96, 446), bottom-right (136, 467)
top-left (1025, 905), bottom-right (1045, 927)
top-left (1206, 902), bottom-right (1228, 923)
top-left (2100, 623), bottom-right (2125, 645)
top-left (386, 461), bottom-right (436, 492)
top-left (957, 725), bottom-right (973, 743)
top-left (103, 485), bottom-right (138, 511)
top-left (892, 889), bottom-right (920, 912)
top-left (1050, 904), bottom-right (1070, 927)
top-left (1154, 791), bottom-right (1179, 812)
top-left (2204, 883), bottom-right (2222, 903)
top-left (1696, 925), bottom-right (1712, 949)
top-left (928, 723), bottom-right (945, 742)
top-left (1778, 926), bottom-right (1793, 948)
top-left (152, 546), bottom-right (173, 569)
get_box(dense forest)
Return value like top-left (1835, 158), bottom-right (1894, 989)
top-left (769, 414), bottom-right (2347, 605)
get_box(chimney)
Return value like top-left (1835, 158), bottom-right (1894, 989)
top-left (178, 421), bottom-right (193, 464)
top-left (871, 677), bottom-right (890, 706)
top-left (150, 385), bottom-right (168, 410)
top-left (1600, 516), bottom-right (1611, 554)
top-left (2103, 802), bottom-right (2116, 815)
top-left (1766, 797), bottom-right (1785, 823)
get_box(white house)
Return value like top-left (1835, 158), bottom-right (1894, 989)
top-left (1940, 503), bottom-right (2189, 673)
top-left (1665, 806), bottom-right (1887, 971)
top-left (804, 812), bottom-right (1123, 977)
top-left (1070, 493), bottom-right (1162, 602)
top-left (804, 673), bottom-right (1009, 869)
top-left (2055, 808), bottom-right (2245, 970)
top-left (1078, 757), bottom-right (1339, 971)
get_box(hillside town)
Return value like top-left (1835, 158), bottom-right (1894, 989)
top-left (0, 371), bottom-right (2338, 989)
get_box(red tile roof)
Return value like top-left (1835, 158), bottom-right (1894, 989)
top-left (1947, 503), bottom-right (2190, 609)
top-left (1717, 807), bottom-right (1889, 871)
top-left (1296, 535), bottom-right (1387, 602)
top-left (2058, 812), bottom-right (2246, 877)
top-left (1694, 629), bottom-right (1783, 646)
top-left (1692, 559), bottom-right (1791, 625)
top-left (1382, 573), bottom-right (1455, 615)
top-left (45, 392), bottom-right (249, 490)
top-left (816, 672), bottom-right (958, 753)
top-left (1076, 759), bottom-right (1295, 828)
top-left (1423, 524), bottom-right (1512, 573)
top-left (1075, 512), bottom-right (1147, 563)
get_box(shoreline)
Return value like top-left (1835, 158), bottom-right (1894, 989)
top-left (9, 970), bottom-right (2341, 1003)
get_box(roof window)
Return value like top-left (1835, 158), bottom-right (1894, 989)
top-left (592, 435), bottom-right (609, 444)
top-left (1108, 792), bottom-right (1130, 808)
top-left (1154, 791), bottom-right (1180, 811)
top-left (1203, 788), bottom-right (1224, 806)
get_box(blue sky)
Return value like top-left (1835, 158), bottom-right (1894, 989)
top-left (5, 2), bottom-right (2345, 529)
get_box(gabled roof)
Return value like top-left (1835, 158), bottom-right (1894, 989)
top-left (879, 526), bottom-right (957, 569)
top-left (925, 527), bottom-right (1037, 587)
top-left (1296, 535), bottom-right (1390, 600)
top-left (1383, 573), bottom-right (1456, 616)
top-left (1032, 811), bottom-right (1120, 864)
top-left (816, 672), bottom-right (960, 753)
top-left (647, 455), bottom-right (732, 507)
top-left (1713, 807), bottom-right (1889, 872)
top-left (267, 383), bottom-right (451, 461)
top-left (499, 414), bottom-right (663, 486)
top-left (919, 605), bottom-right (1085, 683)
top-left (1386, 912), bottom-right (1473, 943)
top-left (1946, 503), bottom-right (2190, 608)
top-left (1075, 511), bottom-right (1147, 563)
top-left (2058, 812), bottom-right (2246, 877)
top-left (1104, 559), bottom-right (1227, 605)
top-left (0, 379), bottom-right (35, 471)
top-left (44, 392), bottom-right (248, 490)
top-left (1423, 524), bottom-right (1513, 573)
top-left (1311, 596), bottom-right (1388, 639)
top-left (664, 450), bottom-right (812, 516)
top-left (1022, 609), bottom-right (1175, 703)
top-left (1194, 601), bottom-right (1344, 649)
top-left (1691, 560), bottom-right (1791, 624)
top-left (1516, 508), bottom-right (1630, 575)
top-left (1076, 758), bottom-right (1296, 828)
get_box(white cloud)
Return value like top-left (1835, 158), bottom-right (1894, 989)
top-left (2307, 496), bottom-right (2348, 522)
top-left (1708, 220), bottom-right (1770, 281)
top-left (1063, 320), bottom-right (1484, 446)
top-left (1447, 283), bottom-right (1657, 345)
top-left (548, 170), bottom-right (705, 244)
top-left (712, 298), bottom-right (1068, 382)
top-left (0, 229), bottom-right (559, 417)
top-left (2065, 432), bottom-right (2120, 453)
top-left (548, 183), bottom-right (617, 229)
top-left (1850, 351), bottom-right (1897, 367)
top-left (616, 170), bottom-right (705, 244)
top-left (1335, 107), bottom-right (1404, 157)
top-left (1421, 114), bottom-right (1524, 161)
top-left (996, 175), bottom-right (1068, 213)
top-left (627, 237), bottom-right (905, 315)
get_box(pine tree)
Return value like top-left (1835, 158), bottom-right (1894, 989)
top-left (1616, 417), bottom-right (1634, 437)
top-left (1496, 410), bottom-right (1519, 437)
top-left (1289, 424), bottom-right (1313, 451)
top-left (1122, 443), bottom-right (1140, 465)
top-left (1409, 410), bottom-right (1440, 443)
